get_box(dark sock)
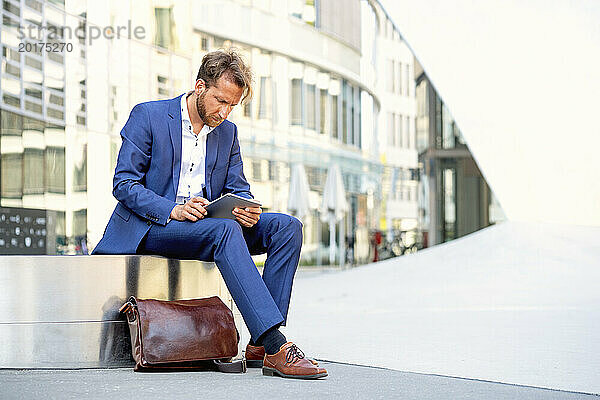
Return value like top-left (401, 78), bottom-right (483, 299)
top-left (248, 338), bottom-right (257, 346)
top-left (257, 327), bottom-right (287, 355)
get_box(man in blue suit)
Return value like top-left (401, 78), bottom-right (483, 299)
top-left (93, 50), bottom-right (327, 379)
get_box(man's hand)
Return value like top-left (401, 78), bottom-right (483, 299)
top-left (232, 206), bottom-right (262, 228)
top-left (170, 197), bottom-right (210, 222)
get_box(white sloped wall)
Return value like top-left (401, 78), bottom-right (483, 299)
top-left (379, 0), bottom-right (600, 226)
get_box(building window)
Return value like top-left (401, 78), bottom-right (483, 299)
top-left (48, 93), bottom-right (63, 107)
top-left (435, 96), bottom-right (443, 148)
top-left (416, 79), bottom-right (429, 152)
top-left (45, 147), bottom-right (65, 194)
top-left (23, 149), bottom-right (44, 195)
top-left (77, 79), bottom-right (86, 126)
top-left (405, 116), bottom-right (411, 148)
top-left (54, 211), bottom-right (66, 247)
top-left (46, 107), bottom-right (63, 120)
top-left (154, 7), bottom-right (177, 49)
top-left (347, 84), bottom-right (355, 145)
top-left (331, 94), bottom-right (338, 139)
top-left (3, 0), bottom-right (20, 16)
top-left (5, 62), bottom-right (21, 78)
top-left (404, 64), bottom-right (410, 96)
top-left (443, 167), bottom-right (456, 242)
top-left (268, 160), bottom-right (278, 181)
top-left (24, 116), bottom-right (44, 132)
top-left (1, 111), bottom-right (23, 136)
top-left (306, 166), bottom-right (325, 189)
top-left (1, 153), bottom-right (23, 199)
top-left (73, 209), bottom-right (87, 238)
top-left (258, 76), bottom-right (273, 120)
top-left (387, 59), bottom-right (395, 93)
top-left (388, 112), bottom-right (395, 147)
top-left (157, 75), bottom-right (169, 97)
top-left (342, 81), bottom-right (348, 143)
top-left (319, 89), bottom-right (328, 135)
top-left (73, 144), bottom-right (87, 192)
top-left (25, 56), bottom-right (42, 70)
top-left (290, 78), bottom-right (303, 126)
top-left (25, 101), bottom-right (42, 115)
top-left (25, 0), bottom-right (42, 13)
top-left (396, 61), bottom-right (402, 95)
top-left (251, 160), bottom-right (262, 181)
top-left (47, 0), bottom-right (64, 8)
top-left (442, 104), bottom-right (455, 149)
top-left (3, 94), bottom-right (20, 108)
top-left (243, 99), bottom-right (252, 118)
top-left (356, 89), bottom-right (361, 148)
top-left (410, 117), bottom-right (415, 149)
top-left (306, 84), bottom-right (316, 130)
top-left (397, 114), bottom-right (403, 147)
top-left (3, 46), bottom-right (20, 63)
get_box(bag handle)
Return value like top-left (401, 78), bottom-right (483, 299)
top-left (119, 296), bottom-right (138, 322)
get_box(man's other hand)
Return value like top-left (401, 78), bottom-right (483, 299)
top-left (170, 197), bottom-right (210, 222)
top-left (232, 206), bottom-right (262, 227)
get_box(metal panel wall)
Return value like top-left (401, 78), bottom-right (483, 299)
top-left (0, 255), bottom-right (242, 368)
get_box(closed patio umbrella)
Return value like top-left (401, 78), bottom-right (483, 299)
top-left (287, 163), bottom-right (311, 221)
top-left (320, 164), bottom-right (348, 265)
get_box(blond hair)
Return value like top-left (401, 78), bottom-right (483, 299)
top-left (196, 48), bottom-right (254, 104)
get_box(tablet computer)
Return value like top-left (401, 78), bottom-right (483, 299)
top-left (204, 193), bottom-right (262, 219)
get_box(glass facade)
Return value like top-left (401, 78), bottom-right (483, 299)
top-left (416, 72), bottom-right (505, 246)
top-left (1, 0), bottom-right (88, 254)
top-left (1, 111), bottom-right (67, 196)
top-left (195, 31), bottom-right (375, 265)
top-left (1, 0), bottom-right (491, 261)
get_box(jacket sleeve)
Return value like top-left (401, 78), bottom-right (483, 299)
top-left (112, 103), bottom-right (176, 225)
top-left (222, 124), bottom-right (254, 200)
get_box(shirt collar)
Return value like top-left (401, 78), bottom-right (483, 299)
top-left (181, 92), bottom-right (216, 135)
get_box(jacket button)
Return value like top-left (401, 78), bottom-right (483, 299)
top-left (147, 221), bottom-right (152, 226)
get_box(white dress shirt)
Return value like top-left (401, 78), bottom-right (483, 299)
top-left (175, 93), bottom-right (216, 204)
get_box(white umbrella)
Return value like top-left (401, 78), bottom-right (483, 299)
top-left (287, 163), bottom-right (311, 220)
top-left (320, 164), bottom-right (349, 265)
top-left (387, 167), bottom-right (398, 241)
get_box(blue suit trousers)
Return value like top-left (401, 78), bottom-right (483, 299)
top-left (140, 212), bottom-right (302, 341)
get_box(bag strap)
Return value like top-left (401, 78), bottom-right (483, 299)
top-left (213, 358), bottom-right (247, 373)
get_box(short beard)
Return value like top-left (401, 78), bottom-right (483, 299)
top-left (196, 90), bottom-right (223, 128)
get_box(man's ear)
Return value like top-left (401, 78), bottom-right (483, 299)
top-left (195, 79), bottom-right (207, 95)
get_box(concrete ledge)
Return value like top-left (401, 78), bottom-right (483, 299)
top-left (0, 255), bottom-right (242, 368)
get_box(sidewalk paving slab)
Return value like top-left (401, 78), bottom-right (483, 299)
top-left (1, 362), bottom-right (597, 400)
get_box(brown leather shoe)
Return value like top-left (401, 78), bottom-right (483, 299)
top-left (245, 343), bottom-right (319, 368)
top-left (262, 342), bottom-right (327, 379)
top-left (245, 344), bottom-right (266, 368)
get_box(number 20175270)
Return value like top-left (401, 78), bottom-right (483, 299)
top-left (18, 42), bottom-right (73, 53)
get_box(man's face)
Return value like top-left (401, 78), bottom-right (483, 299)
top-left (196, 76), bottom-right (244, 128)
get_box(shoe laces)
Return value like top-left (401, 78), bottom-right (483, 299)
top-left (284, 344), bottom-right (305, 364)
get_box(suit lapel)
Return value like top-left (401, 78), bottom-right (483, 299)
top-left (168, 95), bottom-right (184, 198)
top-left (205, 125), bottom-right (220, 201)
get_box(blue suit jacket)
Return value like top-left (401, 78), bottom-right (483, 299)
top-left (92, 94), bottom-right (253, 254)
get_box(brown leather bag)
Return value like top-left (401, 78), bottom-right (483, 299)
top-left (119, 296), bottom-right (246, 373)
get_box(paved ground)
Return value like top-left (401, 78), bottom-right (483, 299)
top-left (283, 222), bottom-right (600, 394)
top-left (1, 362), bottom-right (597, 400)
